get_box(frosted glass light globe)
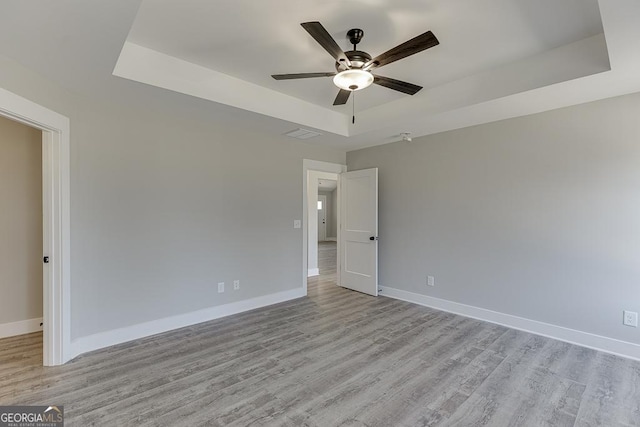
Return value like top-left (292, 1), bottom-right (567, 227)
top-left (333, 69), bottom-right (374, 91)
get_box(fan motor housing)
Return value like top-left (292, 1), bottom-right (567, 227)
top-left (336, 50), bottom-right (372, 71)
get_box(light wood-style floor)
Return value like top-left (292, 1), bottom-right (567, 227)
top-left (1, 241), bottom-right (639, 426)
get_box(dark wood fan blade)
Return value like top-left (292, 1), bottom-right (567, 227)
top-left (333, 89), bottom-right (351, 105)
top-left (272, 72), bottom-right (336, 80)
top-left (301, 22), bottom-right (351, 67)
top-left (373, 75), bottom-right (422, 95)
top-left (364, 31), bottom-right (439, 70)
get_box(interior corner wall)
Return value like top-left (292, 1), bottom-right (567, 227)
top-left (347, 91), bottom-right (640, 348)
top-left (0, 115), bottom-right (43, 333)
top-left (0, 54), bottom-right (345, 345)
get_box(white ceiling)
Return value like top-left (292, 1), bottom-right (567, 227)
top-left (126, 0), bottom-right (603, 112)
top-left (1, 0), bottom-right (640, 151)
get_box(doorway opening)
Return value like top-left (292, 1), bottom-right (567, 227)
top-left (302, 160), bottom-right (346, 295)
top-left (313, 177), bottom-right (338, 288)
top-left (302, 160), bottom-right (379, 297)
top-left (0, 115), bottom-right (43, 363)
top-left (308, 172), bottom-right (338, 278)
top-left (0, 87), bottom-right (71, 366)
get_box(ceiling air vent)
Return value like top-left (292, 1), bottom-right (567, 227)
top-left (284, 128), bottom-right (322, 140)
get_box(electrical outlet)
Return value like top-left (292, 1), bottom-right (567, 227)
top-left (218, 282), bottom-right (225, 293)
top-left (233, 280), bottom-right (240, 290)
top-left (623, 311), bottom-right (638, 327)
top-left (427, 276), bottom-right (435, 287)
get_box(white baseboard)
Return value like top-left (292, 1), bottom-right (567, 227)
top-left (70, 287), bottom-right (305, 359)
top-left (308, 268), bottom-right (319, 277)
top-left (380, 286), bottom-right (640, 362)
top-left (0, 317), bottom-right (43, 339)
top-left (325, 237), bottom-right (337, 242)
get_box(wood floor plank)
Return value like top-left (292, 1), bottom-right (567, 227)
top-left (574, 353), bottom-right (640, 426)
top-left (1, 242), bottom-right (639, 425)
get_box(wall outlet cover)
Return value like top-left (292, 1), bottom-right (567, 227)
top-left (427, 276), bottom-right (435, 287)
top-left (623, 310), bottom-right (638, 327)
top-left (233, 280), bottom-right (240, 290)
top-left (294, 220), bottom-right (301, 229)
top-left (218, 282), bottom-right (225, 293)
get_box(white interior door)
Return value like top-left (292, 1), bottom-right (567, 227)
top-left (317, 195), bottom-right (327, 242)
top-left (339, 168), bottom-right (378, 296)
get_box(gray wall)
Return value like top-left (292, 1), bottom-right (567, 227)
top-left (348, 91), bottom-right (640, 345)
top-left (319, 189), bottom-right (337, 239)
top-left (0, 115), bottom-right (42, 325)
top-left (0, 54), bottom-right (345, 340)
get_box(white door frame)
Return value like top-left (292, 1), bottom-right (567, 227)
top-left (0, 87), bottom-right (71, 366)
top-left (302, 159), bottom-right (346, 294)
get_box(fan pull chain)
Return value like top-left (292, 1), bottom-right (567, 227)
top-left (352, 91), bottom-right (356, 124)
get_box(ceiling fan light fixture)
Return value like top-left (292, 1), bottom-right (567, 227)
top-left (333, 69), bottom-right (373, 91)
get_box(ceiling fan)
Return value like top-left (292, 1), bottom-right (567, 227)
top-left (272, 22), bottom-right (439, 106)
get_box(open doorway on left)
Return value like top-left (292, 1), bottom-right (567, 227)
top-left (0, 114), bottom-right (44, 365)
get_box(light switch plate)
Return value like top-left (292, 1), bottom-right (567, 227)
top-left (294, 220), bottom-right (301, 229)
